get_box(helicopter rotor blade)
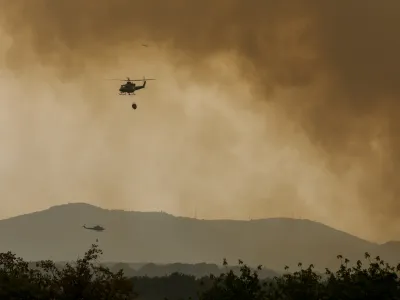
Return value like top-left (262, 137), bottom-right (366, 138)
top-left (104, 77), bottom-right (156, 81)
top-left (128, 78), bottom-right (156, 81)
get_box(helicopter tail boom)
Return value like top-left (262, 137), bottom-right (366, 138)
top-left (134, 80), bottom-right (146, 91)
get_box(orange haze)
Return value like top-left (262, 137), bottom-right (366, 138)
top-left (0, 0), bottom-right (400, 242)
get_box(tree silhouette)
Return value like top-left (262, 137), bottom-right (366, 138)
top-left (199, 259), bottom-right (267, 300)
top-left (198, 253), bottom-right (400, 300)
top-left (0, 244), bottom-right (136, 299)
top-left (1, 245), bottom-right (400, 300)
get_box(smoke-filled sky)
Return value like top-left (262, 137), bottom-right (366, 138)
top-left (0, 0), bottom-right (399, 242)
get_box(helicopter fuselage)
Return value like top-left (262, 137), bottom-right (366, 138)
top-left (83, 225), bottom-right (105, 231)
top-left (119, 82), bottom-right (136, 94)
top-left (119, 80), bottom-right (147, 96)
top-left (86, 228), bottom-right (104, 232)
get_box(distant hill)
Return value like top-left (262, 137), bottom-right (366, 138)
top-left (109, 262), bottom-right (280, 278)
top-left (0, 203), bottom-right (399, 272)
top-left (27, 260), bottom-right (279, 279)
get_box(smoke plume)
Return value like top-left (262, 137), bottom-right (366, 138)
top-left (0, 0), bottom-right (400, 241)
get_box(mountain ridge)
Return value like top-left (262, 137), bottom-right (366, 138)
top-left (0, 203), bottom-right (398, 271)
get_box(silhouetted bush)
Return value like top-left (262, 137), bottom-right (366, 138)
top-left (1, 245), bottom-right (400, 299)
top-left (0, 244), bottom-right (136, 299)
top-left (201, 254), bottom-right (400, 300)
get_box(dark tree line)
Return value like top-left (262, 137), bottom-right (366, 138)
top-left (1, 244), bottom-right (400, 299)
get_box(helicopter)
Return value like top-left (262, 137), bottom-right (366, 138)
top-left (108, 76), bottom-right (156, 110)
top-left (83, 224), bottom-right (105, 232)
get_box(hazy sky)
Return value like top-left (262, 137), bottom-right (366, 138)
top-left (0, 0), bottom-right (400, 242)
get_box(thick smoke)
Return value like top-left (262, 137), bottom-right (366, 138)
top-left (0, 0), bottom-right (400, 241)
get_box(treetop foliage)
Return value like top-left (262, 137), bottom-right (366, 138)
top-left (0, 244), bottom-right (136, 299)
top-left (1, 244), bottom-right (400, 299)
